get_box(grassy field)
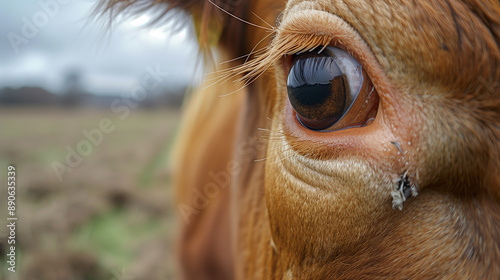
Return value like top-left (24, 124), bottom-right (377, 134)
top-left (0, 107), bottom-right (181, 280)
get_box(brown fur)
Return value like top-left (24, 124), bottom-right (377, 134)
top-left (97, 0), bottom-right (500, 279)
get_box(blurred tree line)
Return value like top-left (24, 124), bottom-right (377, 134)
top-left (0, 70), bottom-right (186, 108)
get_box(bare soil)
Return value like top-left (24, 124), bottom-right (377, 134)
top-left (0, 107), bottom-right (181, 280)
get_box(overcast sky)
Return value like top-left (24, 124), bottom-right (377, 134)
top-left (0, 0), bottom-right (201, 95)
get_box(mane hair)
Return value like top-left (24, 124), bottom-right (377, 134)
top-left (92, 0), bottom-right (251, 61)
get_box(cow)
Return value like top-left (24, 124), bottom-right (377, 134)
top-left (97, 0), bottom-right (500, 279)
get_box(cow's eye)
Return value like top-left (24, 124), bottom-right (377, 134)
top-left (287, 46), bottom-right (375, 131)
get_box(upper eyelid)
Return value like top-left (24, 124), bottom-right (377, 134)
top-left (275, 12), bottom-right (373, 70)
top-left (229, 9), bottom-right (384, 99)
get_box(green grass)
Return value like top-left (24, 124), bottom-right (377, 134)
top-left (72, 208), bottom-right (163, 268)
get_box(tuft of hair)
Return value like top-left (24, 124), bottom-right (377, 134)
top-left (92, 0), bottom-right (251, 66)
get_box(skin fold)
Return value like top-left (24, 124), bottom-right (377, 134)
top-left (98, 0), bottom-right (500, 279)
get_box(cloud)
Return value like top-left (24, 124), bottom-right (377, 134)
top-left (0, 0), bottom-right (200, 94)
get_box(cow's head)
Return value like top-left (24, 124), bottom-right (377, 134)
top-left (254, 2), bottom-right (500, 277)
top-left (97, 0), bottom-right (500, 278)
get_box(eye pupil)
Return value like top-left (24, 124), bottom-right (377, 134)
top-left (287, 55), bottom-right (348, 130)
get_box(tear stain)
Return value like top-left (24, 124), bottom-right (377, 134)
top-left (390, 140), bottom-right (403, 154)
top-left (391, 170), bottom-right (419, 210)
top-left (389, 141), bottom-right (419, 210)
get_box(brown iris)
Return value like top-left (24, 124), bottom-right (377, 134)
top-left (287, 55), bottom-right (349, 130)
